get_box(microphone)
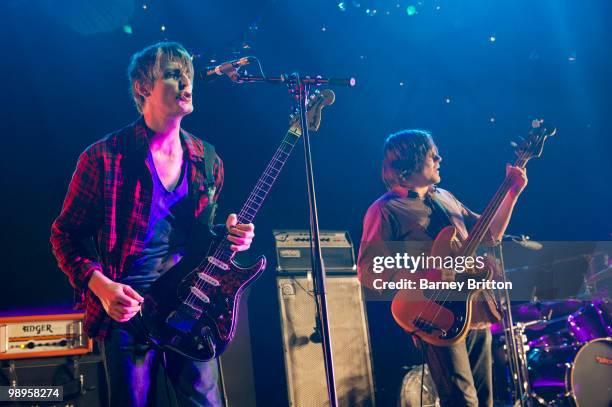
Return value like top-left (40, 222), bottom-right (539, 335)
top-left (504, 234), bottom-right (543, 250)
top-left (309, 326), bottom-right (322, 343)
top-left (202, 56), bottom-right (255, 81)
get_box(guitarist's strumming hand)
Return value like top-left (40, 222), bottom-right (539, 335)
top-left (506, 164), bottom-right (528, 195)
top-left (87, 270), bottom-right (144, 323)
top-left (225, 213), bottom-right (255, 252)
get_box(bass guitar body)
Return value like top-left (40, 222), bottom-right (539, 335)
top-left (391, 225), bottom-right (492, 347)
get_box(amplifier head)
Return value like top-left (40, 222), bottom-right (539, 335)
top-left (272, 230), bottom-right (356, 274)
top-left (0, 311), bottom-right (92, 360)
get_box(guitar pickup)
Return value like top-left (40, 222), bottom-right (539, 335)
top-left (207, 256), bottom-right (229, 271)
top-left (190, 286), bottom-right (211, 303)
top-left (197, 272), bottom-right (220, 287)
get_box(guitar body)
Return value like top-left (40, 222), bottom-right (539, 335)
top-left (391, 225), bottom-right (491, 346)
top-left (139, 254), bottom-right (266, 361)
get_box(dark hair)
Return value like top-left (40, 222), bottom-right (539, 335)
top-left (127, 41), bottom-right (194, 113)
top-left (381, 129), bottom-right (435, 189)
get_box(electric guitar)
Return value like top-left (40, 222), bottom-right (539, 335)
top-left (138, 89), bottom-right (336, 360)
top-left (391, 120), bottom-right (556, 346)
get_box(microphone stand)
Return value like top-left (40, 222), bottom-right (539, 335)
top-left (224, 69), bottom-right (355, 407)
top-left (294, 72), bottom-right (338, 407)
top-left (491, 242), bottom-right (534, 406)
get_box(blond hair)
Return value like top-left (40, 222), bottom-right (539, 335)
top-left (127, 42), bottom-right (194, 113)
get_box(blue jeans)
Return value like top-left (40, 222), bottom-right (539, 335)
top-left (98, 321), bottom-right (222, 407)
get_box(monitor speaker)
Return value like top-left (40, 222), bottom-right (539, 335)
top-left (276, 273), bottom-right (375, 406)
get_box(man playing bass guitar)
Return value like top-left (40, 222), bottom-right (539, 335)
top-left (357, 129), bottom-right (527, 406)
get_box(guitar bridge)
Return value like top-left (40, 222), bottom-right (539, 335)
top-left (413, 317), bottom-right (447, 336)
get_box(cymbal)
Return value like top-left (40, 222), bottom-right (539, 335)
top-left (509, 299), bottom-right (584, 322)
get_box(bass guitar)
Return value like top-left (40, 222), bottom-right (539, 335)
top-left (139, 89), bottom-right (336, 360)
top-left (391, 120), bottom-right (555, 346)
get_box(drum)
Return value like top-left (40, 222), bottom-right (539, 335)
top-left (568, 301), bottom-right (612, 344)
top-left (526, 316), bottom-right (577, 349)
top-left (527, 338), bottom-right (612, 406)
top-left (524, 300), bottom-right (611, 349)
top-left (398, 364), bottom-right (440, 407)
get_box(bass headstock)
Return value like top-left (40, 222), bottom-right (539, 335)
top-left (514, 119), bottom-right (556, 167)
top-left (289, 89), bottom-right (336, 134)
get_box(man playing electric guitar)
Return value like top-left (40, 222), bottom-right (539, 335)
top-left (51, 42), bottom-right (254, 407)
top-left (357, 129), bottom-right (527, 406)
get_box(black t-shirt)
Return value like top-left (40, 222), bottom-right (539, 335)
top-left (121, 153), bottom-right (191, 292)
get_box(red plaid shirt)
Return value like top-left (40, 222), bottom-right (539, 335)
top-left (50, 117), bottom-right (223, 339)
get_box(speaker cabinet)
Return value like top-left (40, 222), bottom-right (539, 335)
top-left (276, 273), bottom-right (375, 407)
top-left (0, 353), bottom-right (105, 406)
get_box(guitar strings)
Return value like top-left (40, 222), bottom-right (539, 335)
top-left (185, 95), bottom-right (326, 307)
top-left (183, 129), bottom-right (299, 308)
top-left (411, 144), bottom-right (531, 339)
top-left (424, 156), bottom-right (527, 328)
top-left (425, 173), bottom-right (521, 329)
top-left (417, 172), bottom-right (521, 336)
top-left (422, 149), bottom-right (529, 332)
top-left (185, 93), bottom-right (328, 309)
top-left (184, 140), bottom-right (289, 306)
top-left (239, 135), bottom-right (295, 223)
top-left (237, 94), bottom-right (322, 223)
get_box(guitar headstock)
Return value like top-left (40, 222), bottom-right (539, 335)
top-left (289, 89), bottom-right (336, 134)
top-left (514, 119), bottom-right (556, 167)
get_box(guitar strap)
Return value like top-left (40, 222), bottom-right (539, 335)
top-left (426, 194), bottom-right (454, 238)
top-left (197, 140), bottom-right (218, 227)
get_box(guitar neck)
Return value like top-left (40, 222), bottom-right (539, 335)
top-left (206, 89), bottom-right (334, 263)
top-left (237, 125), bottom-right (301, 225)
top-left (209, 125), bottom-right (301, 263)
top-left (461, 155), bottom-right (529, 256)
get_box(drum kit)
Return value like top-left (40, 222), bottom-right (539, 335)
top-left (493, 257), bottom-right (612, 406)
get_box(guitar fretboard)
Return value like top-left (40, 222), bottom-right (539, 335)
top-left (461, 154), bottom-right (529, 256)
top-left (238, 128), bottom-right (301, 224)
top-left (210, 127), bottom-right (302, 264)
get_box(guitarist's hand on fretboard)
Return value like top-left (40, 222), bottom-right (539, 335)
top-left (224, 213), bottom-right (255, 252)
top-left (506, 164), bottom-right (528, 195)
